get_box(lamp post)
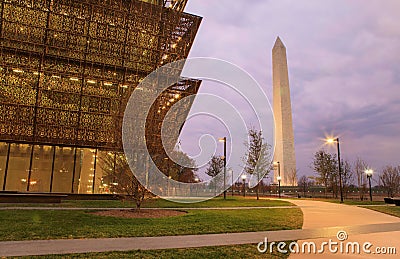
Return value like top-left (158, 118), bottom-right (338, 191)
top-left (228, 169), bottom-right (234, 196)
top-left (365, 169), bottom-right (373, 202)
top-left (326, 138), bottom-right (344, 203)
top-left (167, 175), bottom-right (172, 197)
top-left (274, 162), bottom-right (281, 198)
top-left (277, 176), bottom-right (282, 198)
top-left (241, 174), bottom-right (246, 197)
top-left (219, 137), bottom-right (227, 200)
top-left (194, 177), bottom-right (199, 197)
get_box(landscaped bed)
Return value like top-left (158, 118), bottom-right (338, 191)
top-left (91, 209), bottom-right (187, 218)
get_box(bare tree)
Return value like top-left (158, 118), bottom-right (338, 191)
top-left (298, 175), bottom-right (312, 197)
top-left (380, 166), bottom-right (400, 198)
top-left (341, 160), bottom-right (354, 199)
top-left (354, 158), bottom-right (368, 200)
top-left (287, 168), bottom-right (298, 187)
top-left (243, 129), bottom-right (272, 200)
top-left (311, 150), bottom-right (337, 197)
top-left (100, 153), bottom-right (152, 210)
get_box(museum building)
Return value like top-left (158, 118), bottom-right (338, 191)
top-left (0, 0), bottom-right (201, 193)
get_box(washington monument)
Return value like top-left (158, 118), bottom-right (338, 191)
top-left (272, 37), bottom-right (297, 186)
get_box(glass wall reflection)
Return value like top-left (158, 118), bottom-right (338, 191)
top-left (0, 142), bottom-right (116, 194)
top-left (96, 151), bottom-right (113, 194)
top-left (30, 145), bottom-right (53, 192)
top-left (52, 147), bottom-right (74, 193)
top-left (0, 143), bottom-right (8, 189)
top-left (6, 144), bottom-right (31, 191)
top-left (77, 149), bottom-right (95, 194)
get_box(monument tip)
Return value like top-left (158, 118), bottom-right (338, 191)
top-left (273, 36), bottom-right (286, 49)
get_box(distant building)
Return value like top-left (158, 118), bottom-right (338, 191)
top-left (0, 0), bottom-right (201, 193)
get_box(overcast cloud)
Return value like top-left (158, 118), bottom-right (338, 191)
top-left (180, 0), bottom-right (400, 178)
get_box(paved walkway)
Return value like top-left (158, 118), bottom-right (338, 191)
top-left (1, 200), bottom-right (400, 257)
top-left (288, 199), bottom-right (400, 258)
top-left (0, 206), bottom-right (297, 210)
top-left (1, 222), bottom-right (400, 257)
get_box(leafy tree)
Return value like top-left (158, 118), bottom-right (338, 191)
top-left (243, 129), bottom-right (272, 200)
top-left (311, 150), bottom-right (337, 197)
top-left (205, 155), bottom-right (224, 194)
top-left (165, 150), bottom-right (198, 183)
top-left (380, 166), bottom-right (400, 198)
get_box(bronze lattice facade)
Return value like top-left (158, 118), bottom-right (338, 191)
top-left (0, 0), bottom-right (201, 193)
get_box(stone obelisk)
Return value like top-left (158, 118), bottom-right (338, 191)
top-left (272, 37), bottom-right (297, 186)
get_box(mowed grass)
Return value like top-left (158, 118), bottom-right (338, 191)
top-left (13, 243), bottom-right (293, 259)
top-left (143, 196), bottom-right (293, 208)
top-left (0, 207), bottom-right (302, 241)
top-left (0, 196), bottom-right (294, 208)
top-left (301, 198), bottom-right (385, 206)
top-left (362, 205), bottom-right (400, 218)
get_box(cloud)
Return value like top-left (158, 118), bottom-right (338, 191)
top-left (184, 0), bottom-right (400, 177)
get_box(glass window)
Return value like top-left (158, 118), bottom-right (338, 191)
top-left (96, 150), bottom-right (114, 194)
top-left (0, 143), bottom-right (9, 190)
top-left (52, 147), bottom-right (74, 193)
top-left (30, 145), bottom-right (54, 192)
top-left (77, 148), bottom-right (96, 194)
top-left (6, 144), bottom-right (31, 191)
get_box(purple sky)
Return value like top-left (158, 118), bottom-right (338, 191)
top-left (179, 0), bottom-right (400, 180)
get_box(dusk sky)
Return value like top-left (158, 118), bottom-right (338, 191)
top-left (177, 0), bottom-right (400, 181)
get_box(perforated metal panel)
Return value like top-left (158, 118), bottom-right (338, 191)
top-left (0, 0), bottom-right (202, 151)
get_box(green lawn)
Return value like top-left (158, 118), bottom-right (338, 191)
top-left (362, 205), bottom-right (400, 218)
top-left (298, 198), bottom-right (385, 206)
top-left (0, 207), bottom-right (302, 241)
top-left (0, 196), bottom-right (294, 208)
top-left (143, 196), bottom-right (293, 208)
top-left (13, 243), bottom-right (293, 259)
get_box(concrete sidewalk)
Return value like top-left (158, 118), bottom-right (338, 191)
top-left (288, 200), bottom-right (400, 258)
top-left (0, 205), bottom-right (297, 210)
top-left (1, 222), bottom-right (400, 257)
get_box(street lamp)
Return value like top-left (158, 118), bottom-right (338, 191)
top-left (277, 175), bottom-right (282, 198)
top-left (228, 169), bottom-right (234, 196)
top-left (167, 175), bottom-right (172, 197)
top-left (274, 162), bottom-right (281, 198)
top-left (365, 169), bottom-right (373, 202)
top-left (241, 174), bottom-right (247, 197)
top-left (326, 138), bottom-right (344, 203)
top-left (219, 137), bottom-right (227, 200)
top-left (194, 177), bottom-right (199, 197)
